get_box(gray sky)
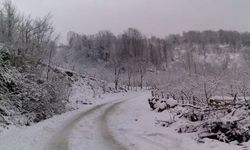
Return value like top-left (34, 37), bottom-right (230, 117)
top-left (12, 0), bottom-right (250, 43)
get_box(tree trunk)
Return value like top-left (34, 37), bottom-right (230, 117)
top-left (46, 46), bottom-right (53, 81)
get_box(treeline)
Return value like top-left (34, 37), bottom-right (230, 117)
top-left (67, 28), bottom-right (173, 68)
top-left (67, 28), bottom-right (250, 67)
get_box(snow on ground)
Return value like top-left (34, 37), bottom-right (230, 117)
top-left (106, 92), bottom-right (246, 150)
top-left (0, 91), bottom-right (249, 150)
top-left (67, 78), bottom-right (104, 109)
top-left (67, 77), bottom-right (125, 110)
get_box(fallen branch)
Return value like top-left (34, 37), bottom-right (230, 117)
top-left (180, 104), bottom-right (201, 109)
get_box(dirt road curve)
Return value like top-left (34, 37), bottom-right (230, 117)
top-left (45, 99), bottom-right (128, 150)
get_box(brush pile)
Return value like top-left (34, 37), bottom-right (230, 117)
top-left (148, 89), bottom-right (250, 143)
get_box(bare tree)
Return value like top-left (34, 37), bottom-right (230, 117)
top-left (137, 59), bottom-right (147, 90)
top-left (111, 59), bottom-right (122, 90)
top-left (126, 62), bottom-right (133, 90)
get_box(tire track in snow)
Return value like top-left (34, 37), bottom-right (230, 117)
top-left (45, 103), bottom-right (107, 150)
top-left (98, 101), bottom-right (128, 150)
top-left (45, 97), bottom-right (135, 150)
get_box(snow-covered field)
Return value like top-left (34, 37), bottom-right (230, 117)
top-left (0, 91), bottom-right (249, 150)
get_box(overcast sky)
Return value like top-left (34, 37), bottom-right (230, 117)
top-left (12, 0), bottom-right (250, 43)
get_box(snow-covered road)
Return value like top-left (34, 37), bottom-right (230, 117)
top-left (0, 91), bottom-right (246, 150)
top-left (46, 100), bottom-right (128, 150)
top-left (0, 92), bottom-right (140, 150)
top-left (46, 103), bottom-right (108, 150)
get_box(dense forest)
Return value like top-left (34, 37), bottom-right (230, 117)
top-left (66, 28), bottom-right (250, 68)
